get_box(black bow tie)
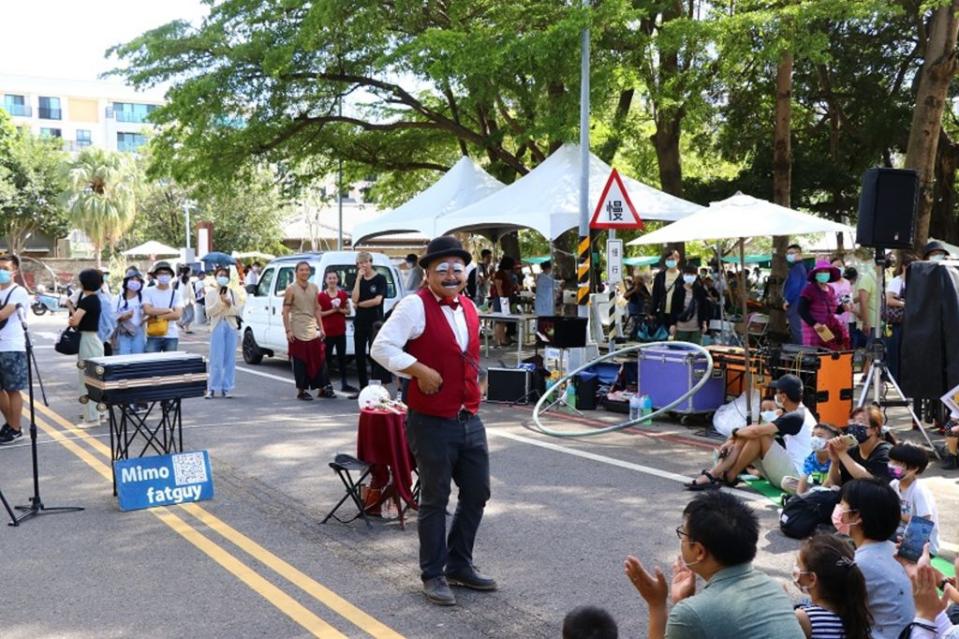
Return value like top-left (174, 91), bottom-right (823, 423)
top-left (438, 297), bottom-right (460, 310)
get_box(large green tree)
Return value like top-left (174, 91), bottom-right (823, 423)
top-left (0, 111), bottom-right (69, 256)
top-left (127, 160), bottom-right (289, 256)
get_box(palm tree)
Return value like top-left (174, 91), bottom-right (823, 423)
top-left (64, 148), bottom-right (137, 268)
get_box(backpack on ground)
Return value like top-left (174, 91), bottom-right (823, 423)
top-left (779, 488), bottom-right (841, 539)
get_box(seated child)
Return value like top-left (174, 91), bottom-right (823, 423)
top-left (782, 423), bottom-right (838, 495)
top-left (889, 443), bottom-right (940, 556)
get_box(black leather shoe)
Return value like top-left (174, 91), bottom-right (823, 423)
top-left (422, 576), bottom-right (456, 606)
top-left (445, 567), bottom-right (498, 591)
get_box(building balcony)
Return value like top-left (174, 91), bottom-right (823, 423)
top-left (2, 103), bottom-right (32, 117)
top-left (38, 108), bottom-right (62, 120)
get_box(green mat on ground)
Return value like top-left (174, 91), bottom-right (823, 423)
top-left (741, 475), bottom-right (787, 501)
top-left (933, 556), bottom-right (956, 578)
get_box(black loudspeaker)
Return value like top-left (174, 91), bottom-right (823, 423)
top-left (574, 373), bottom-right (598, 410)
top-left (536, 316), bottom-right (588, 348)
top-left (486, 368), bottom-right (533, 403)
top-left (856, 168), bottom-right (919, 249)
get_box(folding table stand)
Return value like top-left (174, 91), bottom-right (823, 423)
top-left (108, 399), bottom-right (185, 494)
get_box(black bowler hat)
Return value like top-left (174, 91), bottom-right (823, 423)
top-left (419, 236), bottom-right (472, 268)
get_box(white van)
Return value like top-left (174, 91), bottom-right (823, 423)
top-left (241, 251), bottom-right (405, 364)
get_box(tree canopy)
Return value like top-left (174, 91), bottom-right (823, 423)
top-left (109, 0), bottom-right (959, 247)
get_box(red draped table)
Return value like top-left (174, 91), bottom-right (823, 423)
top-left (357, 409), bottom-right (417, 525)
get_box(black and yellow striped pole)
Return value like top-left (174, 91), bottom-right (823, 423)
top-left (577, 235), bottom-right (591, 311)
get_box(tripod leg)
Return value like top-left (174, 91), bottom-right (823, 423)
top-left (857, 365), bottom-right (877, 408)
top-left (884, 373), bottom-right (941, 459)
top-left (1, 489), bottom-right (17, 526)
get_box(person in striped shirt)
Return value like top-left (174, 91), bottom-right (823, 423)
top-left (793, 534), bottom-right (872, 639)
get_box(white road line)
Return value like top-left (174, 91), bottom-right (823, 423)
top-left (237, 363), bottom-right (768, 504)
top-left (488, 428), bottom-right (768, 504)
top-left (237, 365), bottom-right (294, 384)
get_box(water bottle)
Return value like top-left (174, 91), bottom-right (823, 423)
top-left (629, 395), bottom-right (642, 422)
top-left (565, 382), bottom-right (577, 409)
top-left (641, 395), bottom-right (654, 425)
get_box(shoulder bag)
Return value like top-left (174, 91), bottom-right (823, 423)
top-left (55, 326), bottom-right (81, 355)
top-left (146, 290), bottom-right (176, 338)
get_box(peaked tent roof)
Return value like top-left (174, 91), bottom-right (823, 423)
top-left (627, 193), bottom-right (852, 245)
top-left (122, 240), bottom-right (180, 257)
top-left (437, 143), bottom-right (703, 241)
top-left (352, 156), bottom-right (506, 245)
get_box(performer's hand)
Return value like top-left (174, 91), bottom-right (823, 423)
top-left (416, 367), bottom-right (443, 395)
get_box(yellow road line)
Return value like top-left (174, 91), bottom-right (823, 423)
top-left (30, 399), bottom-right (405, 639)
top-left (27, 413), bottom-right (346, 639)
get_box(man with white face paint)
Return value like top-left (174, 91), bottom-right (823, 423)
top-left (372, 236), bottom-right (493, 607)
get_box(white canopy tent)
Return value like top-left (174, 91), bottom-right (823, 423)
top-left (122, 240), bottom-right (180, 257)
top-left (630, 193), bottom-right (854, 421)
top-left (352, 156), bottom-right (506, 245)
top-left (627, 193), bottom-right (852, 246)
top-left (438, 143), bottom-right (703, 241)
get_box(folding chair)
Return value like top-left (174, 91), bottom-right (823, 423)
top-left (746, 313), bottom-right (770, 348)
top-left (321, 453), bottom-right (373, 529)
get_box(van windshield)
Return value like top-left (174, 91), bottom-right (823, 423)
top-left (323, 265), bottom-right (396, 298)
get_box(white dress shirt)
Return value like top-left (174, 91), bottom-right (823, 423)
top-left (371, 292), bottom-right (470, 377)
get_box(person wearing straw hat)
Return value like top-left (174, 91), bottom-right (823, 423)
top-left (371, 235), bottom-right (495, 606)
top-left (798, 261), bottom-right (850, 351)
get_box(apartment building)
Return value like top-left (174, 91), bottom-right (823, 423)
top-left (0, 74), bottom-right (165, 153)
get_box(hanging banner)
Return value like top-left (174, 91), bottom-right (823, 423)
top-left (590, 169), bottom-right (643, 230)
top-left (607, 239), bottom-right (624, 284)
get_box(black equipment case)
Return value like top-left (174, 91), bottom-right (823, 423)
top-left (84, 352), bottom-right (207, 404)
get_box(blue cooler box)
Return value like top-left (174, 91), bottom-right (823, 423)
top-left (637, 343), bottom-right (725, 415)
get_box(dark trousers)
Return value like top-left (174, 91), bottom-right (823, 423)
top-left (353, 322), bottom-right (387, 388)
top-left (291, 357), bottom-right (328, 391)
top-left (324, 334), bottom-right (348, 388)
top-left (406, 410), bottom-right (490, 581)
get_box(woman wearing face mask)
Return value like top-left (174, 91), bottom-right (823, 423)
top-left (203, 267), bottom-right (245, 399)
top-left (651, 249), bottom-right (682, 330)
top-left (668, 264), bottom-right (709, 345)
top-left (798, 261), bottom-right (850, 351)
top-left (825, 406), bottom-right (893, 488)
top-left (832, 479), bottom-right (914, 639)
top-left (69, 268), bottom-right (105, 426)
top-left (113, 272), bottom-right (146, 355)
top-left (792, 534), bottom-right (872, 639)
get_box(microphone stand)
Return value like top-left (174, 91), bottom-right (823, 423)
top-left (12, 305), bottom-right (83, 525)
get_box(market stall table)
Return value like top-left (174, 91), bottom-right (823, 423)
top-left (357, 408), bottom-right (417, 527)
top-left (478, 312), bottom-right (536, 362)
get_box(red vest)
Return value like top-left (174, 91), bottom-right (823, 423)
top-left (405, 288), bottom-right (481, 418)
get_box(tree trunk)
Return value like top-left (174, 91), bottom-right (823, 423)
top-left (499, 232), bottom-right (520, 261)
top-left (95, 246), bottom-right (103, 270)
top-left (905, 0), bottom-right (959, 250)
top-left (931, 128), bottom-right (959, 246)
top-left (769, 52), bottom-right (794, 340)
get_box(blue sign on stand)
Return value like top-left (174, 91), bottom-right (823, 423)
top-left (115, 451), bottom-right (214, 512)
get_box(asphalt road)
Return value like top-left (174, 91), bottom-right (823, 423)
top-left (2, 312), bottom-right (956, 638)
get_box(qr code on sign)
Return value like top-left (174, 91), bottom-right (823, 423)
top-left (172, 452), bottom-right (208, 485)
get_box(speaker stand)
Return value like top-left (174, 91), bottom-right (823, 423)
top-left (858, 258), bottom-right (939, 459)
